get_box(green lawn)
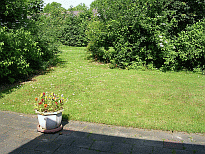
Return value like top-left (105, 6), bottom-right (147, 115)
top-left (0, 46), bottom-right (204, 133)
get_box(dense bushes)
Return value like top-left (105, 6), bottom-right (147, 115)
top-left (0, 27), bottom-right (36, 83)
top-left (40, 6), bottom-right (93, 47)
top-left (0, 0), bottom-right (60, 84)
top-left (0, 23), bottom-right (60, 83)
top-left (0, 0), bottom-right (96, 84)
top-left (59, 10), bottom-right (93, 46)
top-left (172, 19), bottom-right (205, 71)
top-left (1, 0), bottom-right (204, 85)
top-left (86, 0), bottom-right (205, 72)
top-left (86, 20), bottom-right (113, 62)
top-left (40, 2), bottom-right (93, 46)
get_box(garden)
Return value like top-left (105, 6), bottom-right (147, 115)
top-left (0, 0), bottom-right (204, 133)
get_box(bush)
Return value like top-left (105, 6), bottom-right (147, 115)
top-left (60, 10), bottom-right (93, 46)
top-left (86, 19), bottom-right (114, 62)
top-left (0, 27), bottom-right (36, 83)
top-left (0, 0), bottom-right (61, 84)
top-left (32, 14), bottom-right (61, 62)
top-left (86, 0), bottom-right (205, 72)
top-left (173, 19), bottom-right (205, 71)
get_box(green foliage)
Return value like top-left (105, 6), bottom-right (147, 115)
top-left (90, 1), bottom-right (98, 10)
top-left (86, 19), bottom-right (114, 62)
top-left (0, 23), bottom-right (60, 83)
top-left (43, 2), bottom-right (66, 13)
top-left (0, 0), bottom-right (61, 84)
top-left (41, 3), bottom-right (94, 47)
top-left (173, 19), bottom-right (205, 71)
top-left (31, 21), bottom-right (60, 66)
top-left (0, 0), bottom-right (44, 29)
top-left (35, 10), bottom-right (64, 46)
top-left (69, 3), bottom-right (89, 11)
top-left (60, 9), bottom-right (93, 46)
top-left (0, 0), bottom-right (28, 29)
top-left (0, 26), bottom-right (36, 83)
top-left (86, 0), bottom-right (205, 72)
top-left (27, 0), bottom-right (44, 16)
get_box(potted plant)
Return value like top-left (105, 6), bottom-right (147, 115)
top-left (34, 92), bottom-right (64, 133)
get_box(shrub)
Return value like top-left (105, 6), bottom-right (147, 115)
top-left (173, 19), bottom-right (205, 71)
top-left (86, 19), bottom-right (114, 62)
top-left (0, 27), bottom-right (36, 83)
top-left (87, 0), bottom-right (205, 72)
top-left (0, 0), bottom-right (61, 84)
top-left (60, 10), bottom-right (93, 46)
top-left (32, 14), bottom-right (61, 61)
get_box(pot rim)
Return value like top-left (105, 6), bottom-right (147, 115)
top-left (35, 109), bottom-right (64, 115)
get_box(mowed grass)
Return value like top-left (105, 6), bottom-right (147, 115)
top-left (0, 46), bottom-right (204, 133)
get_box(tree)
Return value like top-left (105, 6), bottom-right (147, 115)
top-left (43, 2), bottom-right (66, 13)
top-left (0, 0), bottom-right (44, 29)
top-left (90, 0), bottom-right (98, 10)
top-left (74, 3), bottom-right (88, 11)
top-left (0, 0), bottom-right (27, 29)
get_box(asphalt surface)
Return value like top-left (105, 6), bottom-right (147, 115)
top-left (0, 110), bottom-right (204, 154)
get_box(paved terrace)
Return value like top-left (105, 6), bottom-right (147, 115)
top-left (0, 111), bottom-right (204, 154)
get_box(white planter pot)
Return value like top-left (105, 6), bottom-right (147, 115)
top-left (35, 110), bottom-right (63, 130)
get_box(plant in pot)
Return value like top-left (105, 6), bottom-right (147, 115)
top-left (34, 92), bottom-right (64, 133)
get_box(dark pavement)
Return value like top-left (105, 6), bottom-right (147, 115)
top-left (0, 110), bottom-right (204, 154)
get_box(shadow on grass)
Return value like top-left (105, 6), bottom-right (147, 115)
top-left (0, 55), bottom-right (67, 98)
top-left (62, 114), bottom-right (70, 121)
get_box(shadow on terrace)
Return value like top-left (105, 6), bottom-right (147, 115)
top-left (6, 121), bottom-right (205, 154)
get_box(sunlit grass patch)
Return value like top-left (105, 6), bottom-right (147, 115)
top-left (0, 46), bottom-right (204, 133)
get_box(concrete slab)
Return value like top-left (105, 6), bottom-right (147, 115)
top-left (90, 141), bottom-right (113, 152)
top-left (110, 142), bottom-right (133, 154)
top-left (143, 139), bottom-right (164, 148)
top-left (71, 138), bottom-right (94, 148)
top-left (76, 148), bottom-right (111, 154)
top-left (53, 145), bottom-right (81, 153)
top-left (132, 145), bottom-right (155, 154)
top-left (0, 145), bottom-right (18, 154)
top-left (35, 142), bottom-right (61, 153)
top-left (52, 135), bottom-right (76, 145)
